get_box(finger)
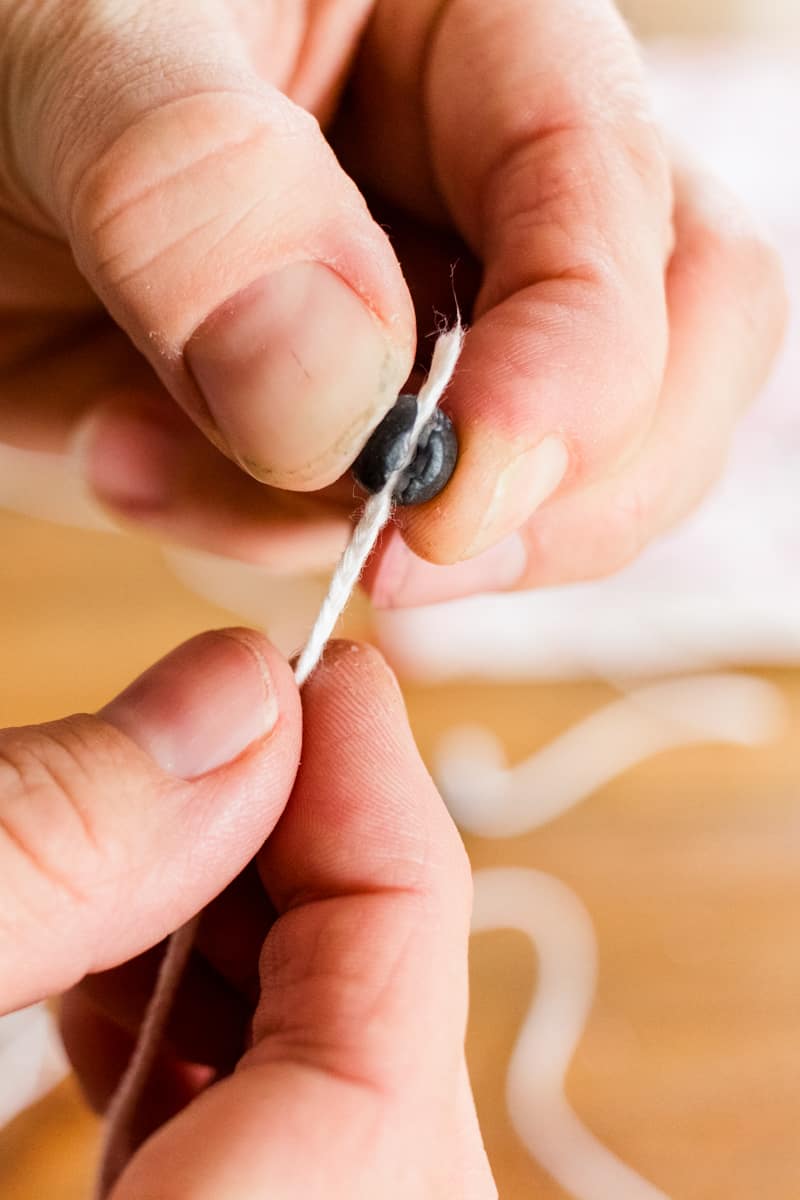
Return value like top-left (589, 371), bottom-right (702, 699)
top-left (75, 393), bottom-right (353, 570)
top-left (0, 629), bottom-right (301, 1013)
top-left (363, 163), bottom-right (788, 605)
top-left (361, 524), bottom-right (528, 609)
top-left (4, 1), bottom-right (415, 491)
top-left (414, 0), bottom-right (673, 558)
top-left (348, 0), bottom-right (673, 561)
top-left (0, 322), bottom-right (352, 567)
top-left (108, 643), bottom-right (491, 1200)
top-left (507, 163), bottom-right (789, 586)
top-left (254, 642), bottom-right (472, 1094)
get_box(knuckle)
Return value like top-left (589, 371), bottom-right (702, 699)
top-left (739, 233), bottom-right (790, 344)
top-left (68, 89), bottom-right (326, 350)
top-left (688, 179), bottom-right (785, 293)
top-left (714, 220), bottom-right (789, 355)
top-left (677, 166), bottom-right (790, 365)
top-left (594, 482), bottom-right (650, 577)
top-left (716, 214), bottom-right (784, 296)
top-left (619, 110), bottom-right (674, 227)
top-left (0, 1), bottom-right (61, 212)
top-left (0, 1), bottom-right (142, 219)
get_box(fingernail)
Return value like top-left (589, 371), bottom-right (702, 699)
top-left (80, 407), bottom-right (181, 513)
top-left (102, 630), bottom-right (279, 779)
top-left (185, 262), bottom-right (411, 491)
top-left (467, 436), bottom-right (569, 557)
top-left (369, 529), bottom-right (527, 609)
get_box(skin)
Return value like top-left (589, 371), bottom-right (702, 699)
top-left (0, 633), bottom-right (494, 1197)
top-left (0, 7), bottom-right (787, 1190)
top-left (0, 0), bottom-right (787, 607)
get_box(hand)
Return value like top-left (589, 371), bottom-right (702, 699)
top-left (0, 634), bottom-right (492, 1197)
top-left (0, 2), bottom-right (787, 603)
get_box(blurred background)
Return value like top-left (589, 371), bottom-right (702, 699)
top-left (1, 2), bottom-right (799, 1198)
top-left (620, 0), bottom-right (800, 35)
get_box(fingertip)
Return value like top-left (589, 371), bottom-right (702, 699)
top-left (221, 625), bottom-right (303, 730)
top-left (102, 627), bottom-right (301, 782)
top-left (301, 638), bottom-right (405, 712)
top-left (400, 423), bottom-right (570, 565)
top-left (263, 637), bottom-right (472, 920)
top-left (364, 526), bottom-right (528, 608)
top-left (75, 394), bottom-right (188, 518)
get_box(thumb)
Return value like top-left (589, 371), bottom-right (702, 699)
top-left (0, 629), bottom-right (301, 1015)
top-left (108, 644), bottom-right (494, 1200)
top-left (6, 2), bottom-right (415, 490)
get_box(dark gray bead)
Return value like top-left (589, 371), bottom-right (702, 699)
top-left (352, 394), bottom-right (458, 506)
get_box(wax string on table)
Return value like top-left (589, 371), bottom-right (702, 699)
top-left (95, 321), bottom-right (466, 1198)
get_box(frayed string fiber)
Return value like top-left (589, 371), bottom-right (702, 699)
top-left (95, 322), bottom-right (465, 1197)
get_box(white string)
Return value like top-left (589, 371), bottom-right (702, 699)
top-left (94, 917), bottom-right (199, 1199)
top-left (294, 322), bottom-right (465, 685)
top-left (95, 323), bottom-right (465, 1197)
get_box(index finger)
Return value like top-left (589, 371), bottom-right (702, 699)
top-left (376, 0), bottom-right (673, 561)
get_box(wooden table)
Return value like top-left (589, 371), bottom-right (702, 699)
top-left (1, 508), bottom-right (798, 1199)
